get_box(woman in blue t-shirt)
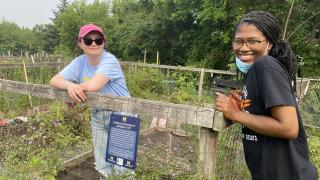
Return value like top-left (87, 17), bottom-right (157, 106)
top-left (50, 24), bottom-right (131, 177)
top-left (215, 11), bottom-right (318, 180)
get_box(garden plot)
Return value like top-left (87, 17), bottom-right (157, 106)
top-left (56, 128), bottom-right (199, 179)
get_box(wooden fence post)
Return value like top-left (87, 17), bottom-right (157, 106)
top-left (199, 111), bottom-right (227, 179)
top-left (199, 127), bottom-right (218, 180)
top-left (25, 51), bottom-right (29, 59)
top-left (198, 67), bottom-right (205, 101)
top-left (156, 51), bottom-right (159, 65)
top-left (144, 50), bottom-right (147, 64)
top-left (31, 55), bottom-right (35, 64)
top-left (22, 60), bottom-right (33, 108)
top-left (57, 58), bottom-right (61, 71)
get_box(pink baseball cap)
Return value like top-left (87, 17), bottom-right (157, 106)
top-left (78, 24), bottom-right (105, 39)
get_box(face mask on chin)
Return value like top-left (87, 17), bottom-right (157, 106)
top-left (236, 41), bottom-right (270, 73)
top-left (235, 57), bottom-right (253, 73)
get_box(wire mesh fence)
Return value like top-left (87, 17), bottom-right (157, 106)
top-left (215, 124), bottom-right (250, 179)
top-left (300, 79), bottom-right (320, 127)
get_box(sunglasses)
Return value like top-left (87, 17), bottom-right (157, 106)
top-left (82, 37), bottom-right (104, 46)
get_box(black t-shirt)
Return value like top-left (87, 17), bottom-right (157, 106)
top-left (241, 55), bottom-right (317, 180)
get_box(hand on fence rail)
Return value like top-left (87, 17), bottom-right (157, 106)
top-left (215, 92), bottom-right (241, 121)
top-left (66, 84), bottom-right (87, 103)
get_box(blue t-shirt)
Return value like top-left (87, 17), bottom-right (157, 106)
top-left (60, 51), bottom-right (130, 97)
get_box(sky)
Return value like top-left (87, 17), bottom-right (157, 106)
top-left (0, 0), bottom-right (93, 29)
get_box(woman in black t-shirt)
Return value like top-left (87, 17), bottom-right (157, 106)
top-left (215, 11), bottom-right (318, 180)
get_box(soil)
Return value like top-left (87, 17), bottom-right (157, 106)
top-left (56, 130), bottom-right (198, 179)
top-left (1, 122), bottom-right (197, 179)
top-left (138, 130), bottom-right (198, 177)
top-left (0, 123), bottom-right (29, 160)
top-left (57, 156), bottom-right (100, 180)
top-left (139, 130), bottom-right (197, 159)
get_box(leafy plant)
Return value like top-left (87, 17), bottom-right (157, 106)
top-left (0, 102), bottom-right (91, 178)
top-left (306, 127), bottom-right (320, 174)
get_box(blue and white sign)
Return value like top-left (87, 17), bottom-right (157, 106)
top-left (105, 113), bottom-right (140, 170)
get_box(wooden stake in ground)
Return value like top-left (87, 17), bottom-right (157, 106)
top-left (57, 58), bottom-right (61, 71)
top-left (31, 55), bottom-right (35, 64)
top-left (198, 67), bottom-right (205, 101)
top-left (156, 51), bottom-right (159, 65)
top-left (22, 59), bottom-right (33, 108)
top-left (144, 50), bottom-right (147, 64)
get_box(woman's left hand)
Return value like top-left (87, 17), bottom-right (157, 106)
top-left (215, 92), bottom-right (241, 121)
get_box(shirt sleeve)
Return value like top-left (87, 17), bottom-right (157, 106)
top-left (95, 55), bottom-right (123, 81)
top-left (59, 58), bottom-right (81, 83)
top-left (258, 67), bottom-right (295, 110)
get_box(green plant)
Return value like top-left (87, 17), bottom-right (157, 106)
top-left (306, 127), bottom-right (320, 174)
top-left (0, 102), bottom-right (91, 178)
top-left (126, 68), bottom-right (168, 99)
top-left (125, 68), bottom-right (214, 105)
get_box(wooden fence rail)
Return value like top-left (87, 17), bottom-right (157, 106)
top-left (1, 61), bottom-right (313, 100)
top-left (0, 61), bottom-right (236, 102)
top-left (0, 61), bottom-right (236, 75)
top-left (0, 62), bottom-right (65, 69)
top-left (121, 61), bottom-right (237, 75)
top-left (0, 79), bottom-right (230, 179)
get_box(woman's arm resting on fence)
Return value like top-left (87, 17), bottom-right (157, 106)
top-left (50, 74), bottom-right (86, 103)
top-left (50, 74), bottom-right (73, 89)
top-left (79, 73), bottom-right (109, 92)
top-left (215, 93), bottom-right (299, 139)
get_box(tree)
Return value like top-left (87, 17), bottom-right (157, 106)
top-left (0, 20), bottom-right (41, 55)
top-left (49, 0), bottom-right (320, 77)
top-left (33, 24), bottom-right (60, 53)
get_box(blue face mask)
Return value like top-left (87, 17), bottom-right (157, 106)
top-left (235, 57), bottom-right (253, 73)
